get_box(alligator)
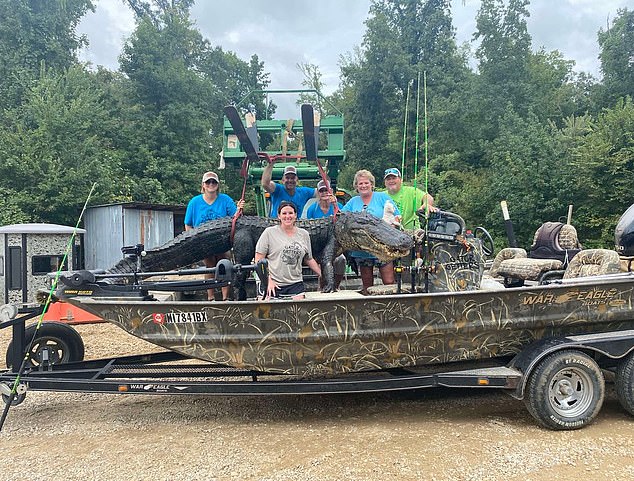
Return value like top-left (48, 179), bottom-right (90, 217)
top-left (106, 211), bottom-right (414, 300)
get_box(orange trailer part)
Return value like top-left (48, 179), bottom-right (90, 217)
top-left (43, 301), bottom-right (104, 325)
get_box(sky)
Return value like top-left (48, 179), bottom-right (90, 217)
top-left (77, 0), bottom-right (631, 116)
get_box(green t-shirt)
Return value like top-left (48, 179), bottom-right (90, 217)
top-left (387, 185), bottom-right (427, 230)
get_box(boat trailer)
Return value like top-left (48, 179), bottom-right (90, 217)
top-left (2, 301), bottom-right (634, 430)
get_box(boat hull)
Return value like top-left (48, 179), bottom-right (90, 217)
top-left (68, 274), bottom-right (634, 376)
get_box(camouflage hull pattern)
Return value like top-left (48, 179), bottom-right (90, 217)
top-left (67, 273), bottom-right (634, 376)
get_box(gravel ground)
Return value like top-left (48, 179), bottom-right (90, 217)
top-left (1, 323), bottom-right (634, 481)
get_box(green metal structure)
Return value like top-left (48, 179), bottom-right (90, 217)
top-left (222, 90), bottom-right (346, 216)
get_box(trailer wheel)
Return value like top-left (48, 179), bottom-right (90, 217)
top-left (524, 350), bottom-right (604, 430)
top-left (616, 351), bottom-right (634, 416)
top-left (5, 322), bottom-right (85, 369)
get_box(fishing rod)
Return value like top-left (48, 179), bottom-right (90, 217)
top-left (400, 81), bottom-right (411, 179)
top-left (0, 183), bottom-right (97, 432)
top-left (413, 72), bottom-right (431, 293)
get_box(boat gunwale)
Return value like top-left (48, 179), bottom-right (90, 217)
top-left (72, 271), bottom-right (634, 307)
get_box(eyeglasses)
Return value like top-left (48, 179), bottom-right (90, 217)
top-left (204, 179), bottom-right (218, 185)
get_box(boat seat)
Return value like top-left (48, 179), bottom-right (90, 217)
top-left (491, 223), bottom-right (581, 285)
top-left (495, 256), bottom-right (563, 282)
top-left (563, 249), bottom-right (621, 279)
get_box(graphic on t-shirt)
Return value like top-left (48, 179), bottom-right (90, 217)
top-left (201, 209), bottom-right (220, 223)
top-left (281, 241), bottom-right (304, 265)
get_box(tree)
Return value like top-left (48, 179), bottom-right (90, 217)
top-left (570, 98), bottom-right (634, 246)
top-left (118, 1), bottom-right (271, 204)
top-left (340, 0), bottom-right (469, 177)
top-left (0, 66), bottom-right (124, 225)
top-left (0, 0), bottom-right (93, 109)
top-left (473, 0), bottom-right (531, 140)
top-left (477, 106), bottom-right (575, 247)
top-left (597, 8), bottom-right (634, 107)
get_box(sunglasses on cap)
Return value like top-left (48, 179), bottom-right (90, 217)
top-left (204, 178), bottom-right (218, 185)
top-left (384, 168), bottom-right (401, 178)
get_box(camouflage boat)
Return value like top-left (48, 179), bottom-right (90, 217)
top-left (61, 266), bottom-right (634, 376)
top-left (52, 206), bottom-right (634, 377)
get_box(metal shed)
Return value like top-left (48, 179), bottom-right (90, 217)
top-left (0, 223), bottom-right (85, 305)
top-left (84, 202), bottom-right (185, 270)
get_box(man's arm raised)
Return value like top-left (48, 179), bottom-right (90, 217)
top-left (261, 160), bottom-right (276, 194)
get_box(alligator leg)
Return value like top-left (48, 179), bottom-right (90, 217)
top-left (319, 236), bottom-right (337, 292)
top-left (233, 228), bottom-right (257, 300)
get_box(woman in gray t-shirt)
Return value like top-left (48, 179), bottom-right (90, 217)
top-left (255, 201), bottom-right (322, 299)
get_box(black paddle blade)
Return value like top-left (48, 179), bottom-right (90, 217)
top-left (244, 111), bottom-right (260, 152)
top-left (301, 103), bottom-right (317, 161)
top-left (224, 105), bottom-right (259, 163)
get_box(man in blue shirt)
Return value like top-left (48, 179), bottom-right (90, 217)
top-left (261, 164), bottom-right (315, 218)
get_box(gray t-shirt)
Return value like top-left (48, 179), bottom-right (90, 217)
top-left (255, 225), bottom-right (313, 286)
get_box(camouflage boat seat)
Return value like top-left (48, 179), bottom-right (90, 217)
top-left (491, 223), bottom-right (581, 286)
top-left (563, 249), bottom-right (621, 279)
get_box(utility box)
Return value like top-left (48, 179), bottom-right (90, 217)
top-left (84, 202), bottom-right (185, 270)
top-left (0, 223), bottom-right (85, 305)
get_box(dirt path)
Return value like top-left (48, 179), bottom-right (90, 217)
top-left (1, 323), bottom-right (633, 481)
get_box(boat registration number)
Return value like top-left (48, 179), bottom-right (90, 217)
top-left (152, 311), bottom-right (209, 324)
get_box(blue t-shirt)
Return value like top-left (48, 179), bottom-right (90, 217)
top-left (184, 193), bottom-right (237, 227)
top-left (305, 201), bottom-right (344, 219)
top-left (269, 183), bottom-right (315, 218)
top-left (342, 192), bottom-right (400, 259)
top-left (341, 191), bottom-right (399, 218)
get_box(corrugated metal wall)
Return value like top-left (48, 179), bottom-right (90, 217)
top-left (84, 205), bottom-right (175, 269)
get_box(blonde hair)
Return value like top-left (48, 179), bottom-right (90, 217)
top-left (353, 169), bottom-right (375, 189)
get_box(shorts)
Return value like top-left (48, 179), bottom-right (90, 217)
top-left (353, 256), bottom-right (391, 269)
top-left (258, 281), bottom-right (305, 299)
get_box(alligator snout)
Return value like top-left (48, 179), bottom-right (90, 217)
top-left (336, 212), bottom-right (414, 261)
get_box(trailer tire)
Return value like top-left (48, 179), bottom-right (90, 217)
top-left (5, 322), bottom-right (85, 369)
top-left (524, 350), bottom-right (604, 430)
top-left (616, 351), bottom-right (634, 416)
top-left (2, 391), bottom-right (26, 406)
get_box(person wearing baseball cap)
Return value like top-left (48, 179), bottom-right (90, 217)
top-left (383, 167), bottom-right (435, 230)
top-left (184, 171), bottom-right (244, 300)
top-left (305, 180), bottom-right (343, 219)
top-left (305, 179), bottom-right (346, 289)
top-left (261, 162), bottom-right (315, 218)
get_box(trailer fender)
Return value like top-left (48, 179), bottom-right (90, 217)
top-left (508, 329), bottom-right (634, 400)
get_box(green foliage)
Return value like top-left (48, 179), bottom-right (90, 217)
top-left (1, 0), bottom-right (633, 258)
top-left (570, 97), bottom-right (634, 247)
top-left (597, 8), bottom-right (634, 108)
top-left (340, 0), bottom-right (470, 179)
top-left (117, 2), bottom-right (270, 204)
top-left (0, 66), bottom-right (124, 225)
top-left (0, 0), bottom-right (93, 109)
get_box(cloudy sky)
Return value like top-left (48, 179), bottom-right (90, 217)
top-left (78, 0), bottom-right (630, 115)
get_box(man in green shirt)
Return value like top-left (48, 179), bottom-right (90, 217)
top-left (383, 167), bottom-right (435, 230)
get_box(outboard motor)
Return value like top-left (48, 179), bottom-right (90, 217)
top-left (615, 203), bottom-right (634, 256)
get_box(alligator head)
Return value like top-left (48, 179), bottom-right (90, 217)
top-left (335, 211), bottom-right (414, 261)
